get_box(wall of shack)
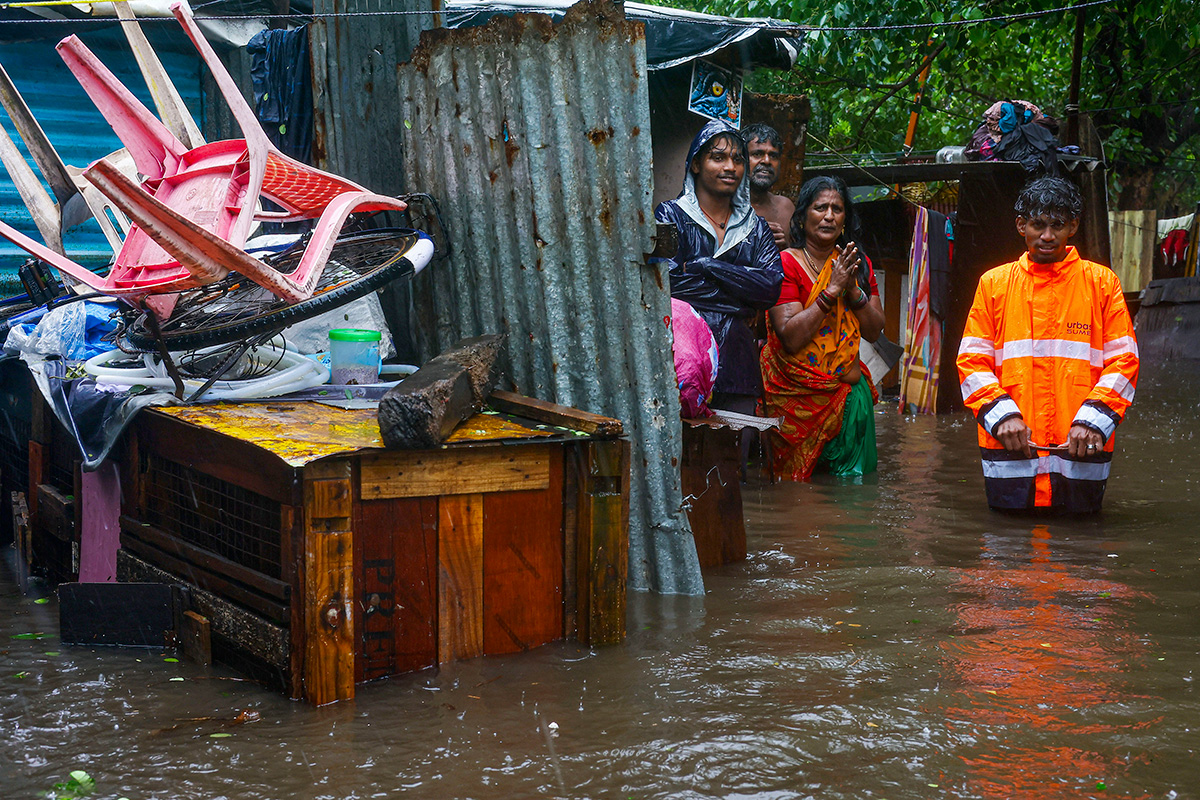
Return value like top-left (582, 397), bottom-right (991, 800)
top-left (395, 0), bottom-right (703, 594)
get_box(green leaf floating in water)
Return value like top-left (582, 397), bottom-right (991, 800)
top-left (34, 598), bottom-right (49, 605)
top-left (210, 732), bottom-right (233, 738)
top-left (11, 632), bottom-right (50, 640)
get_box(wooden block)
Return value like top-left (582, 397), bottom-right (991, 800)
top-left (303, 470), bottom-right (355, 706)
top-left (429, 334), bottom-right (506, 405)
top-left (181, 610), bottom-right (213, 667)
top-left (438, 493), bottom-right (484, 663)
top-left (482, 447), bottom-right (564, 656)
top-left (355, 497), bottom-right (438, 682)
top-left (361, 445), bottom-right (550, 499)
top-left (576, 439), bottom-right (628, 647)
top-left (378, 361), bottom-right (476, 449)
top-left (488, 390), bottom-right (623, 436)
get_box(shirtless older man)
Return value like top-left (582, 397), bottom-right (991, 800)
top-left (742, 123), bottom-right (795, 251)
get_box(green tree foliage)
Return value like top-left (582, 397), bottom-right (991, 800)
top-left (650, 0), bottom-right (1200, 211)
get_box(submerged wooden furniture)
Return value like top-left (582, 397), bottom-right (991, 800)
top-left (116, 391), bottom-right (629, 705)
top-left (681, 412), bottom-right (780, 570)
top-left (681, 419), bottom-right (746, 569)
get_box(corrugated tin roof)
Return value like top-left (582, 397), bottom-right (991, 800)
top-left (0, 27), bottom-right (203, 296)
top-left (398, 0), bottom-right (702, 594)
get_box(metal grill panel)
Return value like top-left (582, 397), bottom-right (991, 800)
top-left (143, 454), bottom-right (283, 579)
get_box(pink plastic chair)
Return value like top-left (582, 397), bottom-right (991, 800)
top-left (0, 0), bottom-right (410, 312)
top-left (81, 1), bottom-right (412, 305)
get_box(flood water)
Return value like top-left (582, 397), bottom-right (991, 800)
top-left (2, 364), bottom-right (1198, 800)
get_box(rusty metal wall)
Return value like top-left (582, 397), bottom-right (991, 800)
top-left (397, 0), bottom-right (702, 594)
top-left (310, 0), bottom-right (437, 192)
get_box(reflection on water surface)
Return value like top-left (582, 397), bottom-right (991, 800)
top-left (1, 365), bottom-right (1197, 799)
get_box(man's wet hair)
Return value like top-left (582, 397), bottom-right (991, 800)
top-left (790, 175), bottom-right (858, 246)
top-left (742, 123), bottom-right (783, 152)
top-left (694, 131), bottom-right (748, 168)
top-left (1014, 176), bottom-right (1083, 221)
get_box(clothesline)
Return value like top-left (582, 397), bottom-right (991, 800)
top-left (0, 0), bottom-right (1115, 29)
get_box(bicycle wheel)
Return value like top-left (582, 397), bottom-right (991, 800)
top-left (126, 228), bottom-right (432, 351)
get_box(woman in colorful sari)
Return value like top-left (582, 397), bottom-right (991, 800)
top-left (761, 176), bottom-right (886, 480)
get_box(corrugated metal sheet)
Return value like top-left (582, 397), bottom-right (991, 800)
top-left (309, 0), bottom-right (436, 192)
top-left (398, 0), bottom-right (702, 594)
top-left (0, 27), bottom-right (204, 296)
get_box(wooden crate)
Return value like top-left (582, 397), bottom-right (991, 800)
top-left (116, 393), bottom-right (629, 705)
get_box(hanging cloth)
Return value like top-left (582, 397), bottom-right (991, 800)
top-left (898, 206), bottom-right (942, 414)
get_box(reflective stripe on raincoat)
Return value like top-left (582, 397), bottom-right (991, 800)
top-left (956, 246), bottom-right (1139, 512)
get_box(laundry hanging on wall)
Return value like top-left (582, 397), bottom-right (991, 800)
top-left (898, 205), bottom-right (944, 415)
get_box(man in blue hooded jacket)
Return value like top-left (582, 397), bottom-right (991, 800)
top-left (655, 120), bottom-right (784, 418)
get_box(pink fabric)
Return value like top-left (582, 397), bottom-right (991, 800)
top-left (669, 298), bottom-right (719, 418)
top-left (78, 462), bottom-right (121, 583)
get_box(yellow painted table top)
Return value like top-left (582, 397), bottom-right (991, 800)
top-left (155, 402), bottom-right (557, 467)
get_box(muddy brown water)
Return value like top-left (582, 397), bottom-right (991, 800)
top-left (1, 364), bottom-right (1197, 800)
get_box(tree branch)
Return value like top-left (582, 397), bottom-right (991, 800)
top-left (847, 41), bottom-right (948, 151)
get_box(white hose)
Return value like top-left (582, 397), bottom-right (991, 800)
top-left (85, 344), bottom-right (329, 399)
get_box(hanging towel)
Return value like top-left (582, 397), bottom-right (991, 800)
top-left (898, 206), bottom-right (943, 415)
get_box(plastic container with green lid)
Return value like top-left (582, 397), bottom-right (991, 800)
top-left (328, 328), bottom-right (382, 385)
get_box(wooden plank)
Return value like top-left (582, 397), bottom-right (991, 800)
top-left (302, 462), bottom-right (355, 705)
top-left (181, 611), bottom-right (213, 667)
top-left (119, 531), bottom-right (290, 624)
top-left (307, 476), bottom-right (352, 519)
top-left (355, 496), bottom-right (438, 681)
top-left (361, 445), bottom-right (550, 499)
top-left (119, 550), bottom-right (289, 669)
top-left (482, 447), bottom-right (564, 656)
top-left (561, 446), bottom-right (581, 640)
top-left (119, 516), bottom-right (289, 600)
top-left (680, 425), bottom-right (746, 570)
top-left (35, 483), bottom-right (73, 543)
top-left (488, 390), bottom-right (623, 437)
top-left (139, 410), bottom-right (299, 505)
top-left (27, 441), bottom-right (44, 516)
top-left (281, 503), bottom-right (304, 700)
top-left (11, 491), bottom-right (30, 594)
top-left (437, 493), bottom-right (484, 663)
top-left (576, 439), bottom-right (628, 647)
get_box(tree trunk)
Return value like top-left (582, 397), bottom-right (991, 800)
top-left (1116, 165), bottom-right (1157, 211)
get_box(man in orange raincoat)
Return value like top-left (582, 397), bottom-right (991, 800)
top-left (957, 177), bottom-right (1138, 512)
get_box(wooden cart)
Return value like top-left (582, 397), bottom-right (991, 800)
top-left (115, 391), bottom-right (629, 705)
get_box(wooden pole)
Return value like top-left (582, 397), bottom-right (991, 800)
top-left (1065, 4), bottom-right (1086, 146)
